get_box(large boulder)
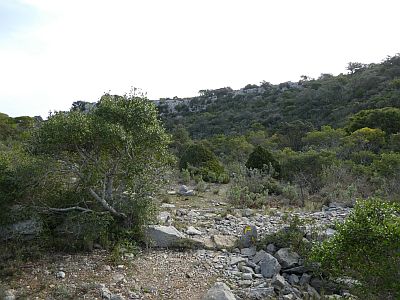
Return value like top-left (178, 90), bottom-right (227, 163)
top-left (145, 225), bottom-right (184, 247)
top-left (259, 253), bottom-right (281, 278)
top-left (213, 235), bottom-right (237, 250)
top-left (274, 248), bottom-right (300, 269)
top-left (191, 236), bottom-right (217, 250)
top-left (202, 282), bottom-right (236, 300)
top-left (0, 219), bottom-right (42, 241)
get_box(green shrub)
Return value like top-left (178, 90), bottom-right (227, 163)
top-left (180, 143), bottom-right (228, 183)
top-left (227, 166), bottom-right (279, 208)
top-left (373, 152), bottom-right (400, 177)
top-left (279, 149), bottom-right (336, 193)
top-left (311, 198), bottom-right (400, 299)
top-left (245, 145), bottom-right (280, 176)
top-left (257, 215), bottom-right (311, 257)
top-left (181, 168), bottom-right (191, 184)
top-left (347, 107), bottom-right (400, 135)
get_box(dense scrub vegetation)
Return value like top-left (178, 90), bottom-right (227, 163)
top-left (311, 199), bottom-right (400, 299)
top-left (1, 55), bottom-right (399, 297)
top-left (161, 54), bottom-right (400, 138)
top-left (0, 93), bottom-right (170, 254)
top-left (163, 55), bottom-right (400, 209)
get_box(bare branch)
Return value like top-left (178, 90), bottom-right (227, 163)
top-left (33, 206), bottom-right (94, 213)
top-left (89, 188), bottom-right (127, 219)
top-left (48, 206), bottom-right (93, 213)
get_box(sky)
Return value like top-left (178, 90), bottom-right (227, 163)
top-left (0, 0), bottom-right (399, 118)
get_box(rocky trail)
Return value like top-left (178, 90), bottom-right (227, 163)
top-left (1, 186), bottom-right (353, 300)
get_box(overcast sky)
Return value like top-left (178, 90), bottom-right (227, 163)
top-left (1, 0), bottom-right (399, 118)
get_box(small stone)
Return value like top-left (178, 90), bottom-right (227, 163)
top-left (274, 248), bottom-right (300, 269)
top-left (202, 282), bottom-right (236, 300)
top-left (238, 280), bottom-right (252, 288)
top-left (300, 273), bottom-right (312, 286)
top-left (307, 284), bottom-right (321, 299)
top-left (56, 271), bottom-right (65, 279)
top-left (179, 185), bottom-right (195, 196)
top-left (266, 243), bottom-right (276, 254)
top-left (259, 253), bottom-right (281, 278)
top-left (229, 256), bottom-right (247, 266)
top-left (158, 211), bottom-right (172, 224)
top-left (103, 265), bottom-right (112, 272)
top-left (243, 208), bottom-right (254, 217)
top-left (288, 274), bottom-right (300, 285)
top-left (100, 285), bottom-right (112, 300)
top-left (110, 294), bottom-right (126, 300)
top-left (244, 287), bottom-right (275, 299)
top-left (271, 274), bottom-right (287, 290)
top-left (239, 264), bottom-right (254, 274)
top-left (238, 225), bottom-right (257, 248)
top-left (3, 290), bottom-right (16, 300)
top-left (187, 226), bottom-right (202, 235)
top-left (240, 247), bottom-right (257, 257)
top-left (310, 277), bottom-right (324, 292)
top-left (252, 250), bottom-right (269, 264)
top-left (242, 273), bottom-right (253, 280)
top-left (246, 260), bottom-right (257, 269)
top-left (284, 266), bottom-right (309, 274)
top-left (112, 273), bottom-right (125, 283)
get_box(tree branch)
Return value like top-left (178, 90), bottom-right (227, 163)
top-left (33, 206), bottom-right (94, 213)
top-left (47, 206), bottom-right (93, 213)
top-left (89, 188), bottom-right (127, 219)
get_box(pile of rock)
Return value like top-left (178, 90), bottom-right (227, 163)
top-left (199, 242), bottom-right (345, 300)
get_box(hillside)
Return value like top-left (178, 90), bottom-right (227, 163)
top-left (158, 54), bottom-right (400, 138)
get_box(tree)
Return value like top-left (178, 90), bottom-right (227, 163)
top-left (302, 125), bottom-right (346, 150)
top-left (246, 146), bottom-right (280, 176)
top-left (179, 142), bottom-right (227, 182)
top-left (32, 93), bottom-right (171, 225)
top-left (170, 125), bottom-right (192, 156)
top-left (276, 120), bottom-right (314, 151)
top-left (347, 107), bottom-right (400, 135)
top-left (346, 127), bottom-right (386, 153)
top-left (346, 62), bottom-right (366, 74)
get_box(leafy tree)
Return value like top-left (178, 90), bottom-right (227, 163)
top-left (0, 113), bottom-right (17, 141)
top-left (347, 107), bottom-right (400, 135)
top-left (246, 146), bottom-right (280, 176)
top-left (170, 125), bottom-right (192, 156)
top-left (346, 62), bottom-right (366, 74)
top-left (311, 199), bottom-right (400, 299)
top-left (32, 93), bottom-right (171, 227)
top-left (346, 127), bottom-right (386, 153)
top-left (302, 125), bottom-right (346, 150)
top-left (276, 120), bottom-right (314, 151)
top-left (179, 142), bottom-right (227, 182)
top-left (279, 149), bottom-right (335, 198)
top-left (373, 152), bottom-right (400, 177)
top-left (207, 134), bottom-right (253, 164)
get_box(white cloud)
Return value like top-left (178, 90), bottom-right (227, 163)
top-left (0, 0), bottom-right (399, 117)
